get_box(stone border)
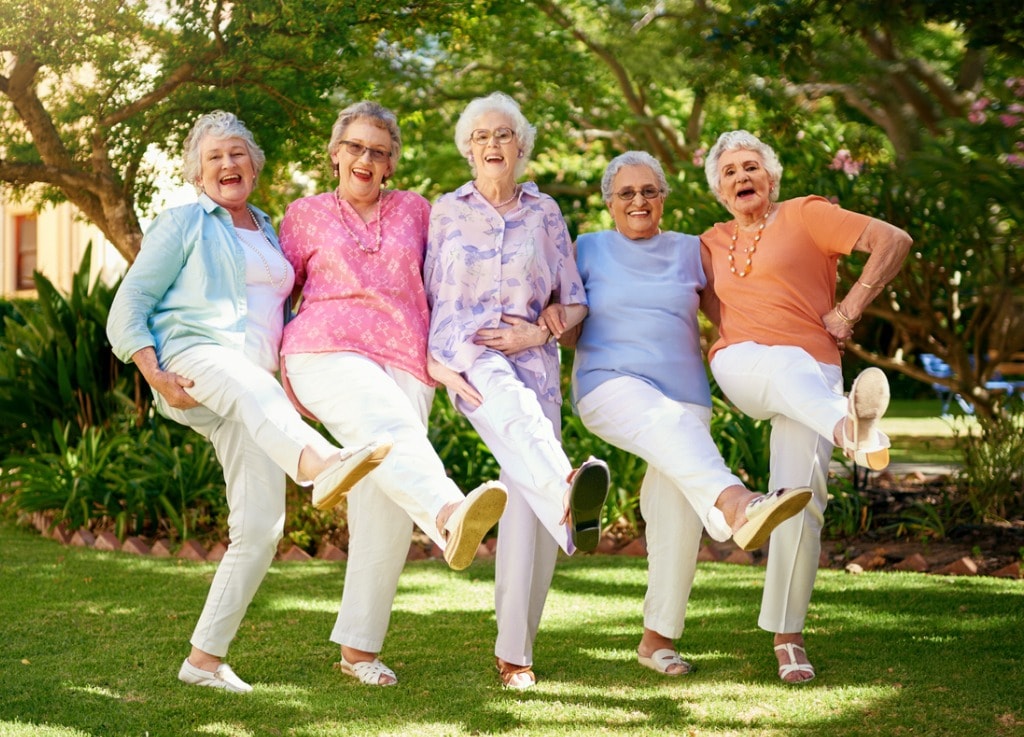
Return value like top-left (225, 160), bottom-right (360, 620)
top-left (17, 510), bottom-right (1023, 579)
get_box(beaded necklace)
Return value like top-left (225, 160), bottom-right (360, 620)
top-left (728, 207), bottom-right (771, 277)
top-left (492, 185), bottom-right (521, 209)
top-left (234, 208), bottom-right (288, 289)
top-left (335, 189), bottom-right (383, 254)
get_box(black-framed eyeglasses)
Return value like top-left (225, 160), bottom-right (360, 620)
top-left (338, 140), bottom-right (392, 163)
top-left (615, 186), bottom-right (664, 201)
top-left (470, 127), bottom-right (516, 145)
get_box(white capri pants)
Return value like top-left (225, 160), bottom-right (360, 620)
top-left (711, 341), bottom-right (845, 634)
top-left (161, 343), bottom-right (338, 657)
top-left (285, 351), bottom-right (468, 653)
top-left (454, 349), bottom-right (575, 666)
top-left (576, 375), bottom-right (741, 639)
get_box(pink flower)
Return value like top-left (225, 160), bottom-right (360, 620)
top-left (692, 147), bottom-right (706, 168)
top-left (829, 149), bottom-right (863, 176)
top-left (968, 111), bottom-right (986, 124)
top-left (1007, 153), bottom-right (1024, 168)
top-left (999, 114), bottom-right (1022, 128)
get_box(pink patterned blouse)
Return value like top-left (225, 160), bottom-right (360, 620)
top-left (279, 189), bottom-right (434, 385)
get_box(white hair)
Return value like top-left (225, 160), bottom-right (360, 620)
top-left (182, 110), bottom-right (265, 190)
top-left (454, 91), bottom-right (536, 179)
top-left (704, 129), bottom-right (783, 205)
top-left (601, 151), bottom-right (670, 203)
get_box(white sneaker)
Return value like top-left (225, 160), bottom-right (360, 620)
top-left (312, 435), bottom-right (394, 510)
top-left (178, 658), bottom-right (252, 693)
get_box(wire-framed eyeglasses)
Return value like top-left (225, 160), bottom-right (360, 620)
top-left (338, 140), bottom-right (392, 163)
top-left (615, 186), bottom-right (664, 201)
top-left (470, 127), bottom-right (516, 145)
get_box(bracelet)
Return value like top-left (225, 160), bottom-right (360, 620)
top-left (857, 280), bottom-right (881, 289)
top-left (834, 304), bottom-right (859, 325)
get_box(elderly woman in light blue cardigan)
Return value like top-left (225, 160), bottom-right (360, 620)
top-left (545, 151), bottom-right (812, 677)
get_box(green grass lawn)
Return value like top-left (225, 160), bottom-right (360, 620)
top-left (1, 520), bottom-right (1021, 737)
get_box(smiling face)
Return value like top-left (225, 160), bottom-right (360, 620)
top-left (716, 148), bottom-right (775, 223)
top-left (198, 135), bottom-right (256, 212)
top-left (608, 165), bottom-right (665, 240)
top-left (331, 118), bottom-right (394, 205)
top-left (469, 110), bottom-right (519, 186)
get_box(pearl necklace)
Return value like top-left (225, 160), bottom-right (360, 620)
top-left (234, 208), bottom-right (288, 289)
top-left (491, 185), bottom-right (521, 209)
top-left (728, 207), bottom-right (771, 277)
top-left (335, 189), bottom-right (383, 254)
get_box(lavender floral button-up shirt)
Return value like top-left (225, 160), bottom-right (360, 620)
top-left (425, 180), bottom-right (586, 403)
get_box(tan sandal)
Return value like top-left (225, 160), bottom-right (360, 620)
top-left (843, 368), bottom-right (891, 470)
top-left (496, 657), bottom-right (536, 689)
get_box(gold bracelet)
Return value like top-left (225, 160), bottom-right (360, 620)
top-left (857, 280), bottom-right (880, 289)
top-left (834, 304), bottom-right (859, 325)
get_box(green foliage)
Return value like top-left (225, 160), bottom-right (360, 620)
top-left (0, 250), bottom-right (226, 540)
top-left (824, 473), bottom-right (873, 539)
top-left (953, 412), bottom-right (1024, 521)
top-left (0, 244), bottom-right (126, 453)
top-left (708, 394), bottom-right (772, 493)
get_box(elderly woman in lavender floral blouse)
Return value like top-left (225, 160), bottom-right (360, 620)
top-left (425, 91), bottom-right (610, 690)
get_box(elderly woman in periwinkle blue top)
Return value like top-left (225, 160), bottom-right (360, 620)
top-left (545, 150), bottom-right (812, 677)
top-left (106, 110), bottom-right (391, 694)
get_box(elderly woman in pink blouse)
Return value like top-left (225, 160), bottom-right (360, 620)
top-left (425, 91), bottom-right (611, 690)
top-left (279, 101), bottom-right (508, 687)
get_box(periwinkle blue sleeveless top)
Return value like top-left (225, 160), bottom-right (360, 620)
top-left (572, 229), bottom-right (712, 407)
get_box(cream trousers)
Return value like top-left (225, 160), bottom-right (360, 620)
top-left (285, 351), bottom-right (467, 653)
top-left (162, 344), bottom-right (337, 657)
top-left (711, 341), bottom-right (845, 633)
top-left (456, 350), bottom-right (574, 666)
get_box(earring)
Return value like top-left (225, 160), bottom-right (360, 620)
top-left (517, 151), bottom-right (524, 159)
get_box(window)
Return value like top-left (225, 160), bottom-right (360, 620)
top-left (15, 214), bottom-right (37, 290)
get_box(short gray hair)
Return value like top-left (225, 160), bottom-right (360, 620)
top-left (454, 91), bottom-right (536, 178)
top-left (601, 151), bottom-right (670, 203)
top-left (182, 111), bottom-right (265, 190)
top-left (704, 130), bottom-right (783, 205)
top-left (327, 101), bottom-right (402, 176)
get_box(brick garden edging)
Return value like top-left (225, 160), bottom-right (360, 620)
top-left (19, 510), bottom-right (1022, 579)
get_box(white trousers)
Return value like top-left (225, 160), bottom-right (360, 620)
top-left (285, 352), bottom-right (467, 653)
top-left (455, 350), bottom-right (574, 666)
top-left (711, 342), bottom-right (845, 634)
top-left (161, 344), bottom-right (337, 657)
top-left (576, 375), bottom-right (741, 638)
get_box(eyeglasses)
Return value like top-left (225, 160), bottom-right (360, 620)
top-left (338, 140), bottom-right (392, 163)
top-left (470, 127), bottom-right (516, 145)
top-left (615, 186), bottom-right (664, 201)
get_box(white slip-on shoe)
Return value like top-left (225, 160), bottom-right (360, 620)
top-left (337, 656), bottom-right (398, 686)
top-left (732, 486), bottom-right (813, 551)
top-left (312, 434), bottom-right (394, 511)
top-left (178, 658), bottom-right (253, 694)
top-left (442, 481), bottom-right (508, 571)
top-left (843, 367), bottom-right (892, 470)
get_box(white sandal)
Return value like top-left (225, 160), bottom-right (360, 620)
top-left (337, 656), bottom-right (397, 686)
top-left (637, 648), bottom-right (691, 676)
top-left (843, 367), bottom-right (891, 470)
top-left (774, 643), bottom-right (816, 683)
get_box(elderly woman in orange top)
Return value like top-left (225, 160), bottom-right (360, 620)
top-left (700, 130), bottom-right (912, 683)
top-left (279, 101), bottom-right (507, 687)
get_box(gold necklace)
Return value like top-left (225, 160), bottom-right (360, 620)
top-left (234, 208), bottom-right (288, 289)
top-left (335, 189), bottom-right (383, 254)
top-left (728, 208), bottom-right (771, 277)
